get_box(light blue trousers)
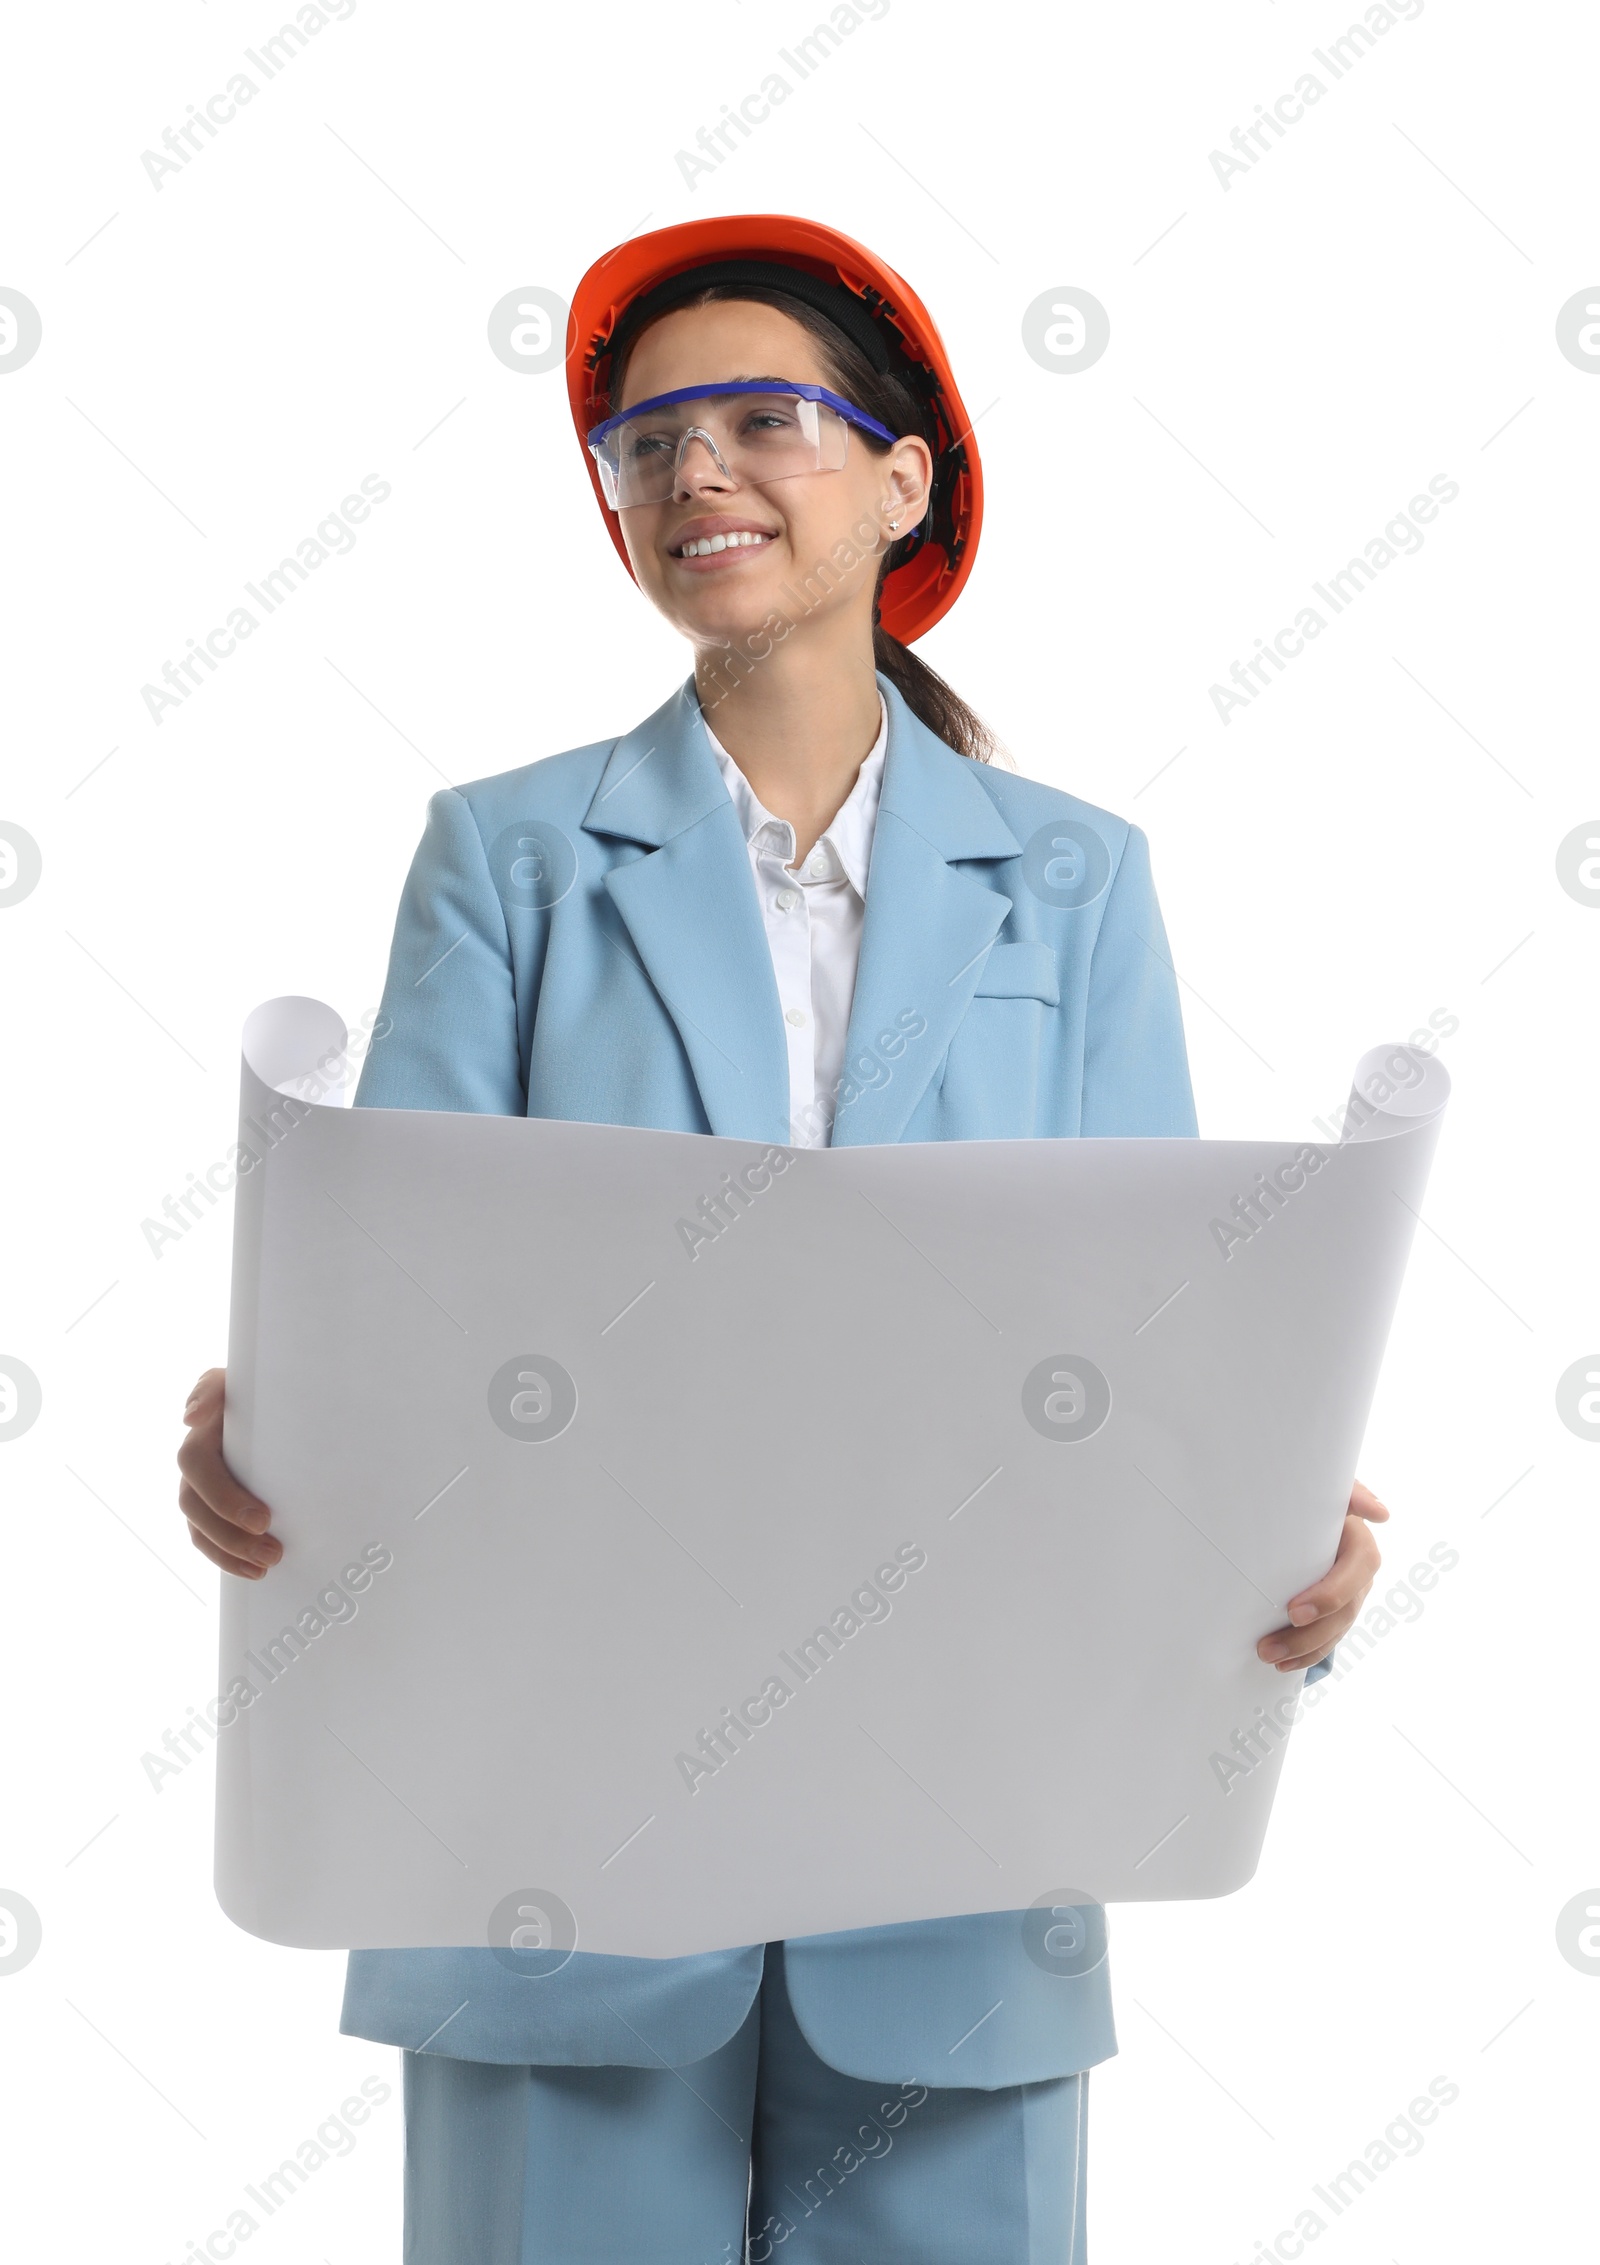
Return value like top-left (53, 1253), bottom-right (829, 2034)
top-left (402, 1943), bottom-right (1089, 2263)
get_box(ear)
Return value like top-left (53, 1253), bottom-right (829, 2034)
top-left (881, 434), bottom-right (934, 535)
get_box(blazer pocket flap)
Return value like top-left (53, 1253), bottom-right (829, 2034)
top-left (971, 940), bottom-right (1060, 1005)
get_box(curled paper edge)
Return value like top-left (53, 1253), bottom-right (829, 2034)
top-left (237, 998), bottom-right (1455, 1148)
top-left (241, 995), bottom-right (355, 1107)
top-left (1338, 1040), bottom-right (1453, 1145)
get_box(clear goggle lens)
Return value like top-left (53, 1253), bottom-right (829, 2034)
top-left (589, 385), bottom-right (872, 509)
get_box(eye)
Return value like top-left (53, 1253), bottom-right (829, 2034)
top-left (739, 406), bottom-right (801, 436)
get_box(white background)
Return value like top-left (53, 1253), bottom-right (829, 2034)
top-left (2, 0), bottom-right (1596, 2258)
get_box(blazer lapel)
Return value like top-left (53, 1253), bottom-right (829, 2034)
top-left (584, 680), bottom-right (791, 1143)
top-left (831, 679), bottom-right (1021, 1147)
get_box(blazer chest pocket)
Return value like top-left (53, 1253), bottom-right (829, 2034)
top-left (970, 939), bottom-right (1060, 1006)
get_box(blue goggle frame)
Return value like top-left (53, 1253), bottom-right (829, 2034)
top-left (586, 379), bottom-right (899, 455)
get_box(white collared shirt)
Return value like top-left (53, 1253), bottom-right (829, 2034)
top-left (702, 695), bottom-right (887, 1149)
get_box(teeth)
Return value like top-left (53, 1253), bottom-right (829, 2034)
top-left (678, 531), bottom-right (770, 557)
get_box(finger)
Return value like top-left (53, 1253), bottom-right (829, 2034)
top-left (1286, 1515), bottom-right (1380, 1624)
top-left (186, 1520), bottom-right (271, 1580)
top-left (176, 1425), bottom-right (273, 1536)
top-left (183, 1367), bottom-right (225, 1425)
top-left (1271, 1634), bottom-right (1336, 1670)
top-left (1349, 1477), bottom-right (1390, 1523)
top-left (1260, 1599), bottom-right (1359, 1666)
top-left (179, 1480), bottom-right (281, 1568)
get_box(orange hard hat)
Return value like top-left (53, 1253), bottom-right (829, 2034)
top-left (566, 214), bottom-right (982, 645)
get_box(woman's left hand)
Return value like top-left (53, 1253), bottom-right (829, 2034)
top-left (1257, 1479), bottom-right (1389, 1672)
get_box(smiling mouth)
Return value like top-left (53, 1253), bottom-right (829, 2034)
top-left (670, 530), bottom-right (776, 558)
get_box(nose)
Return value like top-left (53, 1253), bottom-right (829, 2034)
top-left (673, 426), bottom-right (738, 500)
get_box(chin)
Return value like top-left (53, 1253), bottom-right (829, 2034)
top-left (673, 588), bottom-right (787, 649)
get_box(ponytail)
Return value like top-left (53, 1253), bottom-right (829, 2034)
top-left (871, 626), bottom-right (997, 763)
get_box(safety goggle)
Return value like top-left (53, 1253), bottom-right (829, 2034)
top-left (586, 380), bottom-right (899, 510)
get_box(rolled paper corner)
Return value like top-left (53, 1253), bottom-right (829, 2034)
top-left (241, 994), bottom-right (354, 1109)
top-left (223, 997), bottom-right (352, 1554)
top-left (1338, 1040), bottom-right (1452, 1146)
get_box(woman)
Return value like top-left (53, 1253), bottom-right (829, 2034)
top-left (177, 214), bottom-right (1388, 2264)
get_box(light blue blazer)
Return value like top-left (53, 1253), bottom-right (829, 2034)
top-left (340, 670), bottom-right (1328, 2086)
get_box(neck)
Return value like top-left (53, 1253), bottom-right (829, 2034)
top-left (694, 617), bottom-right (882, 863)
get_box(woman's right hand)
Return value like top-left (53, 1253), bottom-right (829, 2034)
top-left (177, 1368), bottom-right (282, 1579)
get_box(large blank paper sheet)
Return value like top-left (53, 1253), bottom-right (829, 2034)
top-left (216, 997), bottom-right (1447, 1956)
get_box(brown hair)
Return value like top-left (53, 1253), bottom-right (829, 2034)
top-left (607, 283), bottom-right (998, 763)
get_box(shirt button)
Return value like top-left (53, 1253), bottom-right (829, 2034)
top-left (805, 854), bottom-right (828, 878)
top-left (776, 889), bottom-right (801, 913)
top-left (785, 1007), bottom-right (807, 1028)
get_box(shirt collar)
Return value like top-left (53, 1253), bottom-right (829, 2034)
top-left (702, 693), bottom-right (886, 899)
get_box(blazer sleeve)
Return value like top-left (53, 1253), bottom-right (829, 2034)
top-left (1078, 822), bottom-right (1198, 1138)
top-left (353, 788), bottom-right (525, 1117)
